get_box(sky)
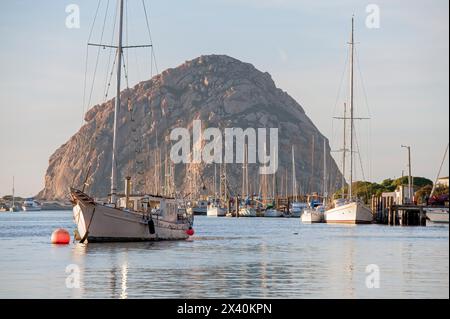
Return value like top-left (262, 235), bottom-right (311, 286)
top-left (0, 0), bottom-right (448, 197)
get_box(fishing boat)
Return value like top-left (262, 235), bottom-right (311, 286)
top-left (22, 198), bottom-right (42, 212)
top-left (70, 0), bottom-right (194, 243)
top-left (324, 17), bottom-right (373, 225)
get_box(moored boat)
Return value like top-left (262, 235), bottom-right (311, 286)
top-left (324, 200), bottom-right (373, 224)
top-left (207, 202), bottom-right (227, 217)
top-left (264, 209), bottom-right (283, 218)
top-left (291, 202), bottom-right (308, 218)
top-left (70, 0), bottom-right (194, 243)
top-left (239, 206), bottom-right (257, 217)
top-left (22, 198), bottom-right (42, 212)
top-left (425, 208), bottom-right (449, 224)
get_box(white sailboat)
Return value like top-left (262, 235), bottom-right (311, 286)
top-left (238, 146), bottom-right (257, 217)
top-left (9, 176), bottom-right (18, 212)
top-left (290, 146), bottom-right (308, 217)
top-left (324, 17), bottom-right (373, 225)
top-left (70, 0), bottom-right (193, 243)
top-left (207, 164), bottom-right (227, 217)
top-left (302, 140), bottom-right (327, 223)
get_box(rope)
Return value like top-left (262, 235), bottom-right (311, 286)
top-left (142, 0), bottom-right (159, 75)
top-left (81, 0), bottom-right (102, 126)
top-left (102, 0), bottom-right (119, 102)
top-left (86, 0), bottom-right (111, 113)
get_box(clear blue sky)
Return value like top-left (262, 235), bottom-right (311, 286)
top-left (0, 0), bottom-right (448, 197)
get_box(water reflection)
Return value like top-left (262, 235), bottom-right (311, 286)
top-left (0, 212), bottom-right (448, 298)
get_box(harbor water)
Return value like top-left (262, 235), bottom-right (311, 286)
top-left (0, 210), bottom-right (448, 299)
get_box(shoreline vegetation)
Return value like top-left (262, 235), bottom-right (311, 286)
top-left (1, 176), bottom-right (448, 211)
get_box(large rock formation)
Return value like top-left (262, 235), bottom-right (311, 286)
top-left (39, 55), bottom-right (343, 200)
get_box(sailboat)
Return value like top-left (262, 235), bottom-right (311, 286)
top-left (9, 176), bottom-right (18, 212)
top-left (302, 140), bottom-right (327, 223)
top-left (207, 164), bottom-right (227, 217)
top-left (264, 171), bottom-right (283, 217)
top-left (324, 17), bottom-right (373, 224)
top-left (239, 145), bottom-right (257, 217)
top-left (70, 0), bottom-right (194, 242)
top-left (290, 146), bottom-right (308, 217)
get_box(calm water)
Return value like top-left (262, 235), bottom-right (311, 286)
top-left (0, 210), bottom-right (448, 299)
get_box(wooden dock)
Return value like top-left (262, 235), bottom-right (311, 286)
top-left (371, 195), bottom-right (428, 226)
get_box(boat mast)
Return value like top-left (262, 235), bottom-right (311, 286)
top-left (291, 146), bottom-right (296, 201)
top-left (349, 16), bottom-right (355, 200)
top-left (12, 176), bottom-right (15, 209)
top-left (323, 139), bottom-right (328, 204)
top-left (342, 103), bottom-right (347, 199)
top-left (110, 0), bottom-right (124, 204)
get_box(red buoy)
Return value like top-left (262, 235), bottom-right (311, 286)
top-left (186, 228), bottom-right (195, 236)
top-left (51, 228), bottom-right (71, 245)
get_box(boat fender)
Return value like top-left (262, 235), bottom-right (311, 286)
top-left (148, 219), bottom-right (155, 234)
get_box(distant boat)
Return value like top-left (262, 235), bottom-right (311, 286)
top-left (301, 206), bottom-right (324, 223)
top-left (191, 200), bottom-right (208, 216)
top-left (239, 206), bottom-right (257, 217)
top-left (302, 138), bottom-right (328, 224)
top-left (264, 208), bottom-right (283, 218)
top-left (207, 201), bottom-right (226, 217)
top-left (9, 176), bottom-right (18, 212)
top-left (22, 199), bottom-right (42, 212)
top-left (324, 17), bottom-right (373, 225)
top-left (290, 146), bottom-right (308, 218)
top-left (425, 208), bottom-right (449, 224)
top-left (291, 202), bottom-right (308, 218)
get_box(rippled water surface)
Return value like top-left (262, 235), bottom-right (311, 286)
top-left (0, 210), bottom-right (448, 298)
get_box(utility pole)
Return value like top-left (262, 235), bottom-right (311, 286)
top-left (401, 145), bottom-right (413, 204)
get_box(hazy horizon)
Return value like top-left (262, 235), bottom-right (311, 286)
top-left (0, 0), bottom-right (448, 197)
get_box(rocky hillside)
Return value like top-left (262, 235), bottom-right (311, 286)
top-left (38, 55), bottom-right (343, 200)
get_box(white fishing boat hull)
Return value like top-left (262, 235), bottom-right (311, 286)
top-left (239, 207), bottom-right (257, 217)
top-left (325, 201), bottom-right (373, 224)
top-left (71, 189), bottom-right (191, 242)
top-left (207, 206), bottom-right (227, 217)
top-left (264, 209), bottom-right (283, 218)
top-left (301, 209), bottom-right (324, 223)
top-left (425, 208), bottom-right (449, 224)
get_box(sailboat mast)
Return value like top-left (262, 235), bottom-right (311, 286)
top-left (292, 146), bottom-right (296, 201)
top-left (323, 139), bottom-right (328, 203)
top-left (349, 16), bottom-right (355, 200)
top-left (12, 176), bottom-right (15, 208)
top-left (342, 103), bottom-right (347, 199)
top-left (110, 0), bottom-right (124, 203)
